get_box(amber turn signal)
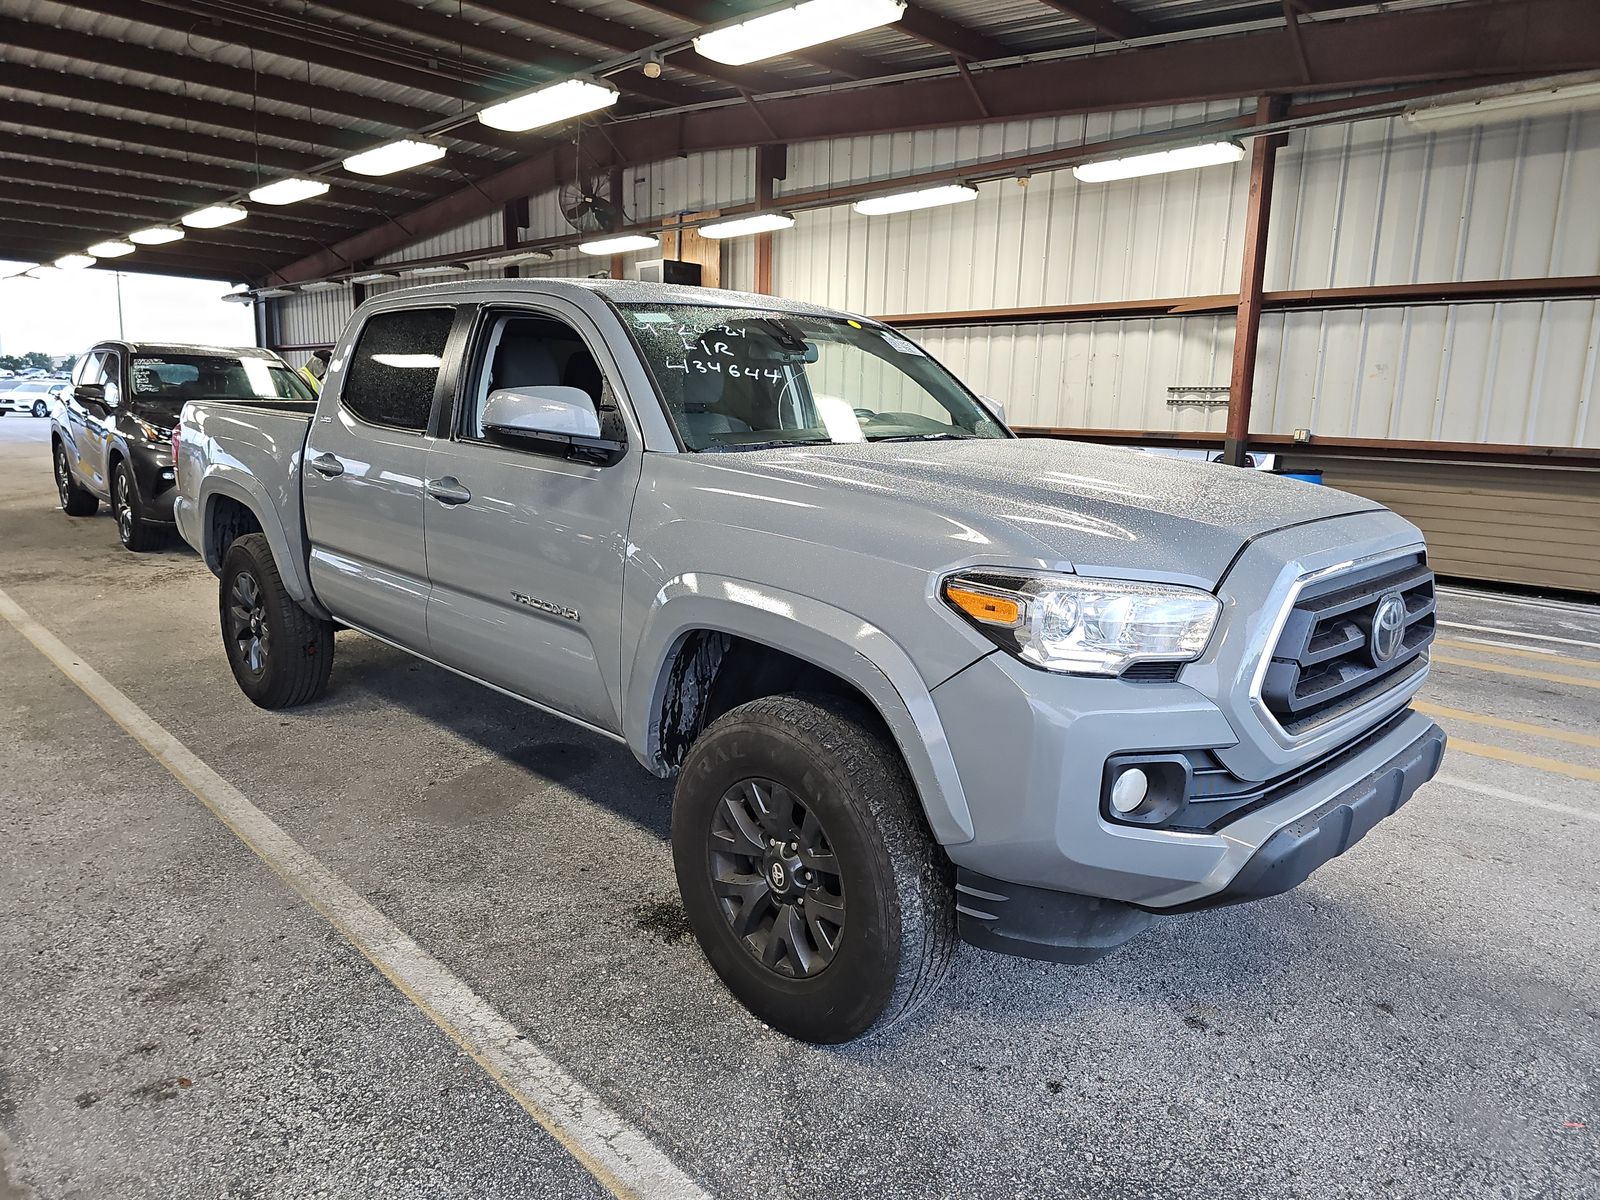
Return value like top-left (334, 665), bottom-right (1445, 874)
top-left (945, 583), bottom-right (1022, 627)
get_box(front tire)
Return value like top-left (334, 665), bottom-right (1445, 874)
top-left (31, 400), bottom-right (47, 418)
top-left (219, 533), bottom-right (334, 708)
top-left (53, 441), bottom-right (98, 516)
top-left (113, 459), bottom-right (164, 552)
top-left (672, 693), bottom-right (956, 1043)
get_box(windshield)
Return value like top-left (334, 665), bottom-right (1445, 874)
top-left (618, 303), bottom-right (1008, 451)
top-left (131, 353), bottom-right (313, 402)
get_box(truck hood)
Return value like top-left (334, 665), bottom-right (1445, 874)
top-left (731, 437), bottom-right (1383, 586)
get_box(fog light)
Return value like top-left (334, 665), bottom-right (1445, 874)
top-left (1109, 768), bottom-right (1149, 814)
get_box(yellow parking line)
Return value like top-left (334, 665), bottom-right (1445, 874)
top-left (1430, 652), bottom-right (1600, 691)
top-left (1413, 700), bottom-right (1600, 751)
top-left (1447, 737), bottom-right (1600, 783)
top-left (1434, 637), bottom-right (1600, 668)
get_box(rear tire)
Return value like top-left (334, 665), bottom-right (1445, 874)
top-left (113, 459), bottom-right (165, 552)
top-left (219, 533), bottom-right (334, 708)
top-left (53, 441), bottom-right (98, 516)
top-left (672, 693), bottom-right (956, 1043)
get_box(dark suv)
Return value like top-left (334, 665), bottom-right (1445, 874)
top-left (51, 341), bottom-right (313, 551)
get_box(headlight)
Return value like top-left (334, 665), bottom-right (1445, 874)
top-left (943, 571), bottom-right (1220, 676)
top-left (134, 417), bottom-right (171, 444)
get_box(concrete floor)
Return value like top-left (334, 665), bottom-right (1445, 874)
top-left (1, 413), bottom-right (1595, 1200)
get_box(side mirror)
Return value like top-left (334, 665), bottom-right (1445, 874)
top-left (75, 382), bottom-right (105, 404)
top-left (979, 394), bottom-right (1007, 425)
top-left (482, 386), bottom-right (602, 441)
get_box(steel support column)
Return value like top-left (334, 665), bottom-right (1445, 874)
top-left (1223, 98), bottom-right (1285, 468)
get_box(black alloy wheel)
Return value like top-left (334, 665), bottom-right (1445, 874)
top-left (54, 443), bottom-right (97, 515)
top-left (226, 570), bottom-right (271, 677)
top-left (709, 777), bottom-right (847, 979)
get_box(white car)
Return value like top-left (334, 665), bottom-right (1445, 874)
top-left (2, 380), bottom-right (69, 417)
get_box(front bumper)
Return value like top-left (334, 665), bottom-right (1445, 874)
top-left (126, 440), bottom-right (178, 523)
top-left (953, 712), bottom-right (1445, 961)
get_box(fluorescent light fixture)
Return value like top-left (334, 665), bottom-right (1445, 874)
top-left (578, 233), bottom-right (659, 255)
top-left (255, 287), bottom-right (296, 298)
top-left (220, 289), bottom-right (255, 304)
top-left (349, 270), bottom-right (401, 284)
top-left (479, 78), bottom-right (619, 133)
top-left (343, 139), bottom-right (446, 176)
top-left (182, 204), bottom-right (247, 228)
top-left (404, 263), bottom-right (469, 276)
top-left (299, 279), bottom-right (345, 291)
top-left (1404, 80), bottom-right (1600, 131)
top-left (695, 0), bottom-right (905, 66)
top-left (87, 240), bottom-right (135, 258)
top-left (853, 184), bottom-right (978, 216)
top-left (1072, 141), bottom-right (1244, 183)
top-left (371, 353), bottom-right (443, 369)
top-left (129, 226), bottom-right (184, 245)
top-left (54, 254), bottom-right (96, 270)
top-left (249, 177), bottom-right (331, 205)
top-left (699, 212), bottom-right (796, 238)
top-left (472, 249), bottom-right (555, 267)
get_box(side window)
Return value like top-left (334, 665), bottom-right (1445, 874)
top-left (464, 313), bottom-right (623, 444)
top-left (78, 352), bottom-right (108, 389)
top-left (341, 307), bottom-right (454, 432)
top-left (100, 352), bottom-right (123, 406)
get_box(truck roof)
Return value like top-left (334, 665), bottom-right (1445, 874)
top-left (359, 277), bottom-right (861, 321)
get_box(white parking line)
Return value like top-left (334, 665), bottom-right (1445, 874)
top-left (1438, 621), bottom-right (1600, 651)
top-left (0, 586), bottom-right (711, 1200)
top-left (1433, 773), bottom-right (1600, 824)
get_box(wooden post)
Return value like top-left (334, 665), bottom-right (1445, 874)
top-left (1223, 96), bottom-right (1285, 468)
top-left (753, 143), bottom-right (786, 294)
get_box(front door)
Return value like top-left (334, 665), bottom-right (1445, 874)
top-left (421, 305), bottom-right (641, 734)
top-left (302, 306), bottom-right (456, 648)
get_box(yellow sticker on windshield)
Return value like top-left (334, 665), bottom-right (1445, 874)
top-left (847, 319), bottom-right (861, 328)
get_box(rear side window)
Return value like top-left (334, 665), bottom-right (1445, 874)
top-left (341, 308), bottom-right (454, 431)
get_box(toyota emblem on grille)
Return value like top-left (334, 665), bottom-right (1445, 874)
top-left (1369, 593), bottom-right (1407, 664)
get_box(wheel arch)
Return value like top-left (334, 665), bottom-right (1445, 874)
top-left (197, 472), bottom-right (327, 618)
top-left (627, 576), bottom-right (976, 845)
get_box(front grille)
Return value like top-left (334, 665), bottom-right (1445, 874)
top-left (1260, 553), bottom-right (1435, 735)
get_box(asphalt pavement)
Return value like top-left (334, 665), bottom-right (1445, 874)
top-left (1, 414), bottom-right (1595, 1199)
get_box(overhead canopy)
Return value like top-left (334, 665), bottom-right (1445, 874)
top-left (3, 0), bottom-right (1597, 282)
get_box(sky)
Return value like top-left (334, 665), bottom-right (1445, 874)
top-left (0, 261), bottom-right (254, 359)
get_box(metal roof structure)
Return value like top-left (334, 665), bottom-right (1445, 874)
top-left (2, 0), bottom-right (1597, 282)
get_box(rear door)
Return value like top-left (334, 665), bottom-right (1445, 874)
top-left (301, 305), bottom-right (458, 648)
top-left (420, 303), bottom-right (642, 733)
top-left (64, 350), bottom-right (114, 496)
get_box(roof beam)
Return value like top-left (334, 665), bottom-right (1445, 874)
top-left (0, 15), bottom-right (512, 146)
top-left (897, 6), bottom-right (1013, 61)
top-left (0, 62), bottom-right (373, 155)
top-left (309, 0), bottom-right (719, 102)
top-left (457, 0), bottom-right (792, 92)
top-left (0, 204), bottom-right (343, 256)
top-left (1034, 0), bottom-right (1153, 41)
top-left (0, 181), bottom-right (361, 239)
top-left (0, 102), bottom-right (464, 199)
top-left (62, 0), bottom-right (497, 104)
top-left (619, 0), bottom-right (883, 79)
top-left (0, 222), bottom-right (279, 274)
top-left (274, 0), bottom-right (1600, 284)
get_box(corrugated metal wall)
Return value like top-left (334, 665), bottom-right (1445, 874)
top-left (270, 103), bottom-right (1600, 449)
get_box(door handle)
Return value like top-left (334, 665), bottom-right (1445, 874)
top-left (310, 452), bottom-right (345, 478)
top-left (426, 476), bottom-right (472, 506)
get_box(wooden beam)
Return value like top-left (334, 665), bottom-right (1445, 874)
top-left (1223, 97), bottom-right (1284, 467)
top-left (897, 5), bottom-right (1014, 61)
top-left (1033, 0), bottom-right (1153, 41)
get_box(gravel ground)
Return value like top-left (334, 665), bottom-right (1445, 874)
top-left (1, 416), bottom-right (1595, 1199)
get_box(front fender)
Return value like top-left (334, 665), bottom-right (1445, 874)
top-left (198, 469), bottom-right (328, 619)
top-left (626, 573), bottom-right (976, 845)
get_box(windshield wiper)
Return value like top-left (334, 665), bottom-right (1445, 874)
top-left (698, 437), bottom-right (832, 453)
top-left (865, 432), bottom-right (978, 443)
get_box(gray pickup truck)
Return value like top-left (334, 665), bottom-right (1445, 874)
top-left (174, 279), bottom-right (1446, 1043)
